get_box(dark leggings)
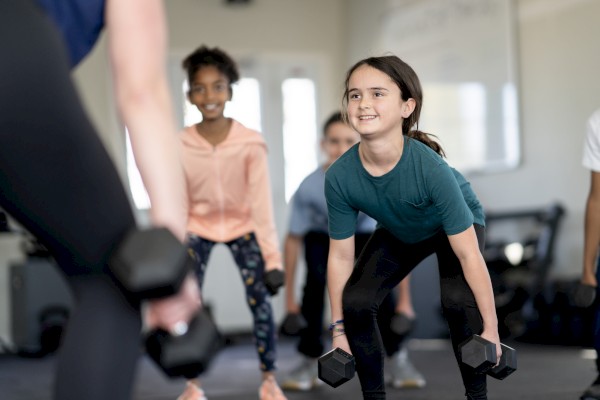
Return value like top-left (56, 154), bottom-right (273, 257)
top-left (187, 233), bottom-right (278, 371)
top-left (0, 1), bottom-right (142, 399)
top-left (298, 231), bottom-right (399, 358)
top-left (344, 226), bottom-right (487, 400)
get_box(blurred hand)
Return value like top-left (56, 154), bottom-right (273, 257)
top-left (286, 302), bottom-right (301, 315)
top-left (582, 272), bottom-right (598, 287)
top-left (144, 273), bottom-right (201, 333)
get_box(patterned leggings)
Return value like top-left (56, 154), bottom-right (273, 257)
top-left (187, 232), bottom-right (277, 371)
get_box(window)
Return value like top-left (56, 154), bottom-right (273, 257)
top-left (281, 78), bottom-right (318, 202)
top-left (126, 131), bottom-right (151, 210)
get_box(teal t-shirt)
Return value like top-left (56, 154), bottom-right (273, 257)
top-left (324, 137), bottom-right (485, 243)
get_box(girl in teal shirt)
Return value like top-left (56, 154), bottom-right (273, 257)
top-left (324, 55), bottom-right (500, 400)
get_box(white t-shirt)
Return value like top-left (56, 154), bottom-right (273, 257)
top-left (582, 109), bottom-right (600, 172)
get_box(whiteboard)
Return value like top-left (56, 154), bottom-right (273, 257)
top-left (380, 0), bottom-right (520, 173)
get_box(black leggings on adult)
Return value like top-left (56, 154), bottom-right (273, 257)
top-left (0, 1), bottom-right (141, 399)
top-left (344, 225), bottom-right (486, 400)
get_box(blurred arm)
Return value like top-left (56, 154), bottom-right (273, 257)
top-left (582, 171), bottom-right (600, 285)
top-left (106, 0), bottom-right (187, 241)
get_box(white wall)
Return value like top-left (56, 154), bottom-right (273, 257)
top-left (471, 0), bottom-right (600, 278)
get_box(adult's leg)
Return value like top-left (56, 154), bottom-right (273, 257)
top-left (297, 231), bottom-right (329, 358)
top-left (56, 276), bottom-right (142, 400)
top-left (226, 233), bottom-right (277, 371)
top-left (0, 2), bottom-right (141, 399)
top-left (342, 229), bottom-right (431, 399)
top-left (436, 225), bottom-right (487, 400)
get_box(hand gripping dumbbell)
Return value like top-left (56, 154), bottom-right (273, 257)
top-left (459, 334), bottom-right (517, 380)
top-left (110, 227), bottom-right (222, 378)
top-left (318, 348), bottom-right (355, 388)
top-left (280, 313), bottom-right (308, 336)
top-left (264, 269), bottom-right (285, 295)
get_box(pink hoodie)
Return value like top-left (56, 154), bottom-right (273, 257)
top-left (180, 119), bottom-right (282, 270)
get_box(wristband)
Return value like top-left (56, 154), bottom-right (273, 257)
top-left (328, 319), bottom-right (344, 331)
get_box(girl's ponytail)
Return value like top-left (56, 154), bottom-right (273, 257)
top-left (406, 130), bottom-right (446, 157)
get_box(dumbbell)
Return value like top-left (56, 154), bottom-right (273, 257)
top-left (110, 227), bottom-right (222, 378)
top-left (459, 334), bottom-right (517, 380)
top-left (280, 313), bottom-right (308, 336)
top-left (318, 348), bottom-right (355, 388)
top-left (390, 312), bottom-right (415, 337)
top-left (264, 269), bottom-right (285, 295)
top-left (573, 282), bottom-right (597, 308)
top-left (144, 309), bottom-right (222, 378)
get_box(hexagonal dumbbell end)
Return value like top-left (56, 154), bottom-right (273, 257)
top-left (264, 269), bottom-right (285, 295)
top-left (318, 348), bottom-right (355, 388)
top-left (110, 227), bottom-right (190, 299)
top-left (459, 335), bottom-right (497, 374)
top-left (280, 313), bottom-right (308, 336)
top-left (487, 343), bottom-right (517, 380)
top-left (390, 312), bottom-right (415, 337)
top-left (145, 310), bottom-right (223, 379)
top-left (573, 282), bottom-right (597, 308)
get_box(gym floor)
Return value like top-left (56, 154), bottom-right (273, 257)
top-left (0, 335), bottom-right (595, 400)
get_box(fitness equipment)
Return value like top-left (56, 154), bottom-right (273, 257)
top-left (145, 310), bottom-right (222, 378)
top-left (483, 202), bottom-right (565, 339)
top-left (390, 312), bottom-right (415, 336)
top-left (459, 334), bottom-right (517, 380)
top-left (488, 343), bottom-right (518, 380)
top-left (279, 313), bottom-right (308, 336)
top-left (264, 269), bottom-right (284, 295)
top-left (573, 282), bottom-right (596, 308)
top-left (37, 306), bottom-right (69, 357)
top-left (110, 227), bottom-right (191, 299)
top-left (110, 227), bottom-right (221, 378)
top-left (318, 348), bottom-right (355, 388)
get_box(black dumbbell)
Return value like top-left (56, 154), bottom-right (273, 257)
top-left (390, 312), bottom-right (415, 337)
top-left (280, 313), bottom-right (308, 336)
top-left (459, 334), bottom-right (517, 380)
top-left (264, 269), bottom-right (285, 295)
top-left (318, 348), bottom-right (355, 388)
top-left (144, 309), bottom-right (223, 378)
top-left (573, 282), bottom-right (597, 308)
top-left (110, 227), bottom-right (191, 299)
top-left (110, 227), bottom-right (221, 378)
top-left (487, 343), bottom-right (517, 380)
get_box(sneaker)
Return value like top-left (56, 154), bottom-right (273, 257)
top-left (388, 347), bottom-right (426, 389)
top-left (259, 375), bottom-right (287, 400)
top-left (177, 381), bottom-right (207, 400)
top-left (581, 384), bottom-right (600, 400)
top-left (281, 356), bottom-right (319, 391)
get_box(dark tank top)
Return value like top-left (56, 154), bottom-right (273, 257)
top-left (35, 0), bottom-right (105, 67)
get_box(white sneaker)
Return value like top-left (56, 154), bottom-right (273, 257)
top-left (176, 381), bottom-right (207, 400)
top-left (388, 348), bottom-right (426, 389)
top-left (281, 356), bottom-right (319, 391)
